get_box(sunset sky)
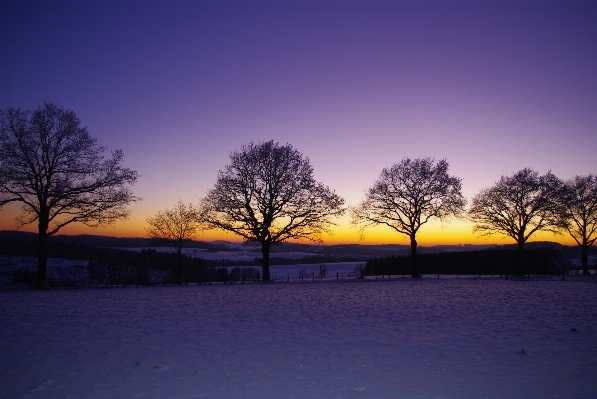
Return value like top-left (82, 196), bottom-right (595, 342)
top-left (1, 0), bottom-right (596, 246)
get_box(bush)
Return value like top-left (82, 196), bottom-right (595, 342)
top-left (298, 268), bottom-right (308, 281)
top-left (12, 268), bottom-right (36, 288)
top-left (365, 247), bottom-right (564, 277)
top-left (353, 264), bottom-right (365, 279)
top-left (229, 267), bottom-right (261, 282)
top-left (88, 251), bottom-right (150, 286)
top-left (319, 264), bottom-right (328, 279)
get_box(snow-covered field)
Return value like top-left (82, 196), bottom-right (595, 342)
top-left (0, 254), bottom-right (362, 288)
top-left (122, 246), bottom-right (326, 262)
top-left (1, 279), bottom-right (596, 399)
top-left (0, 256), bottom-right (89, 290)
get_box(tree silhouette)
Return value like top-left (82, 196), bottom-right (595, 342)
top-left (0, 103), bottom-right (139, 288)
top-left (146, 200), bottom-right (203, 284)
top-left (468, 168), bottom-right (561, 278)
top-left (351, 157), bottom-right (465, 277)
top-left (199, 141), bottom-right (345, 281)
top-left (557, 175), bottom-right (597, 274)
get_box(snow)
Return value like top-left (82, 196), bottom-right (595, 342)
top-left (569, 255), bottom-right (597, 268)
top-left (0, 255), bottom-right (170, 289)
top-left (0, 256), bottom-right (88, 290)
top-left (1, 279), bottom-right (596, 398)
top-left (254, 262), bottom-right (364, 280)
top-left (122, 247), bottom-right (326, 262)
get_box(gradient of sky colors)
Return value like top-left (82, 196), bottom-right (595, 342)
top-left (1, 0), bottom-right (596, 246)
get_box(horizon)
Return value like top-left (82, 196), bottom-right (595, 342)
top-left (1, 1), bottom-right (595, 247)
top-left (0, 228), bottom-right (576, 250)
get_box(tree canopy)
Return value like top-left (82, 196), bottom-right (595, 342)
top-left (468, 168), bottom-right (561, 277)
top-left (0, 102), bottom-right (139, 288)
top-left (146, 200), bottom-right (203, 284)
top-left (199, 140), bottom-right (345, 280)
top-left (557, 175), bottom-right (597, 274)
top-left (351, 157), bottom-right (465, 277)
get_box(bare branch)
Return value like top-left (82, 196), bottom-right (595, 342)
top-left (468, 168), bottom-right (562, 246)
top-left (350, 157), bottom-right (466, 241)
top-left (146, 200), bottom-right (203, 248)
top-left (198, 141), bottom-right (345, 280)
top-left (556, 174), bottom-right (597, 272)
top-left (350, 157), bottom-right (465, 277)
top-left (145, 200), bottom-right (204, 284)
top-left (1, 102), bottom-right (139, 287)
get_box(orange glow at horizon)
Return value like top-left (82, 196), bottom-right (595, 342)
top-left (1, 205), bottom-right (577, 247)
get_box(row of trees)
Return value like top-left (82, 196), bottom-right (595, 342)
top-left (468, 170), bottom-right (596, 277)
top-left (2, 103), bottom-right (596, 286)
top-left (87, 248), bottom-right (261, 286)
top-left (4, 239), bottom-right (260, 287)
top-left (146, 147), bottom-right (597, 281)
top-left (364, 246), bottom-right (569, 278)
top-left (352, 164), bottom-right (597, 278)
top-left (153, 141), bottom-right (345, 282)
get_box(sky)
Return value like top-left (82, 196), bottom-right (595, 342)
top-left (1, 0), bottom-right (596, 246)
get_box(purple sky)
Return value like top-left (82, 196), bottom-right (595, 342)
top-left (1, 0), bottom-right (596, 244)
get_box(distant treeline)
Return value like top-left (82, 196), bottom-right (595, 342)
top-left (0, 231), bottom-right (403, 261)
top-left (0, 230), bottom-right (233, 253)
top-left (12, 247), bottom-right (261, 288)
top-left (364, 247), bottom-right (572, 277)
top-left (210, 254), bottom-right (366, 267)
top-left (1, 231), bottom-right (105, 260)
top-left (0, 231), bottom-right (367, 266)
top-left (86, 248), bottom-right (260, 286)
top-left (1, 231), bottom-right (263, 287)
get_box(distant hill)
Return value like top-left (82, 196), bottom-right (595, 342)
top-left (0, 231), bottom-right (232, 251)
top-left (2, 230), bottom-right (586, 260)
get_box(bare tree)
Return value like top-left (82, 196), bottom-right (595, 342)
top-left (198, 141), bottom-right (345, 281)
top-left (319, 264), bottom-right (328, 279)
top-left (351, 158), bottom-right (466, 277)
top-left (146, 200), bottom-right (203, 284)
top-left (557, 175), bottom-right (597, 274)
top-left (468, 168), bottom-right (561, 278)
top-left (0, 103), bottom-right (139, 288)
top-left (298, 268), bottom-right (308, 281)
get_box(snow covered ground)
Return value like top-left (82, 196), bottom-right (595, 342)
top-left (1, 279), bottom-right (596, 398)
top-left (265, 262), bottom-right (364, 280)
top-left (122, 246), bottom-right (326, 262)
top-left (0, 255), bottom-right (170, 289)
top-left (0, 256), bottom-right (89, 290)
top-left (0, 254), bottom-right (362, 289)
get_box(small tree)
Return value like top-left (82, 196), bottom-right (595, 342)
top-left (0, 103), bottom-right (139, 288)
top-left (557, 175), bottom-right (597, 274)
top-left (468, 168), bottom-right (561, 278)
top-left (199, 141), bottom-right (345, 281)
top-left (146, 200), bottom-right (203, 284)
top-left (353, 264), bottom-right (365, 279)
top-left (319, 264), bottom-right (328, 279)
top-left (351, 158), bottom-right (465, 277)
top-left (298, 268), bottom-right (308, 281)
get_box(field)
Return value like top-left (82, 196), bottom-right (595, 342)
top-left (1, 279), bottom-right (596, 399)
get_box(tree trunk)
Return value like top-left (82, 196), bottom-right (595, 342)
top-left (410, 235), bottom-right (419, 278)
top-left (37, 214), bottom-right (49, 289)
top-left (581, 242), bottom-right (589, 275)
top-left (514, 239), bottom-right (525, 280)
top-left (261, 243), bottom-right (271, 281)
top-left (177, 246), bottom-right (182, 285)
